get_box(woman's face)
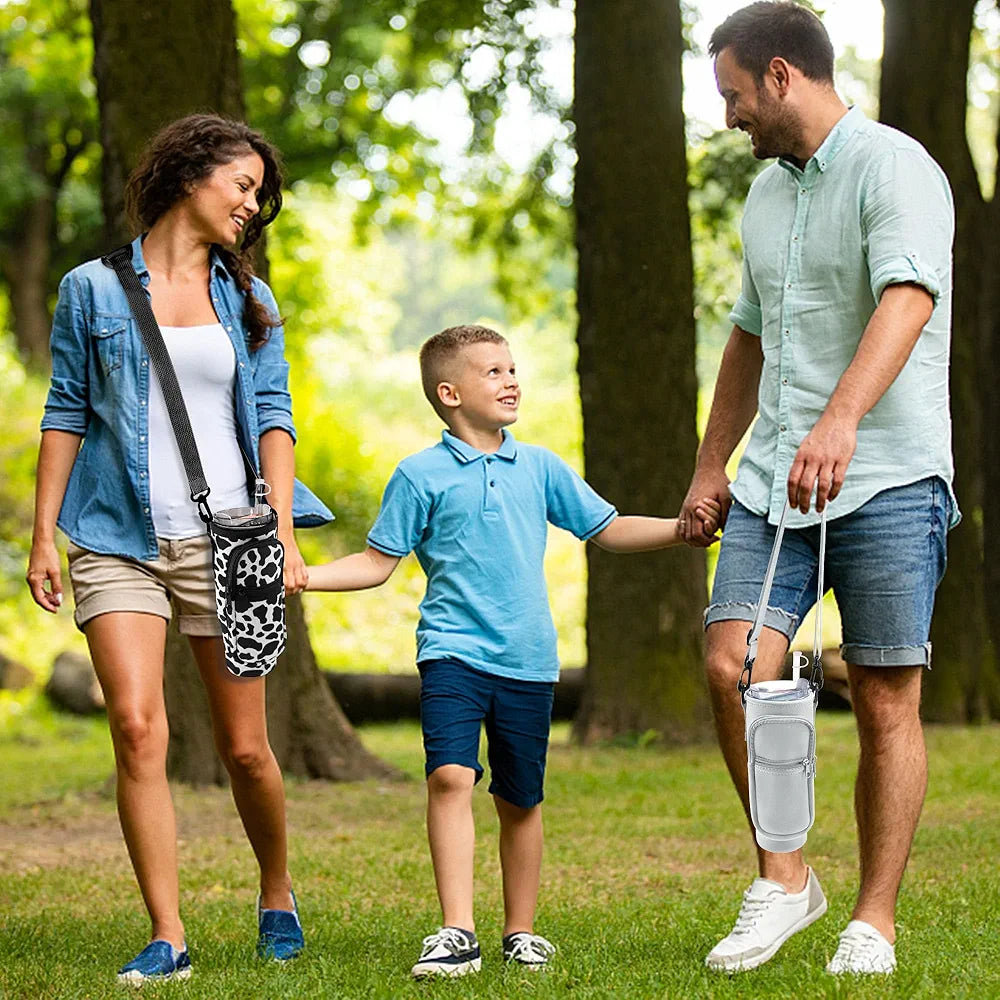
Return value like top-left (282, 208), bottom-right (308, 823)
top-left (186, 151), bottom-right (265, 247)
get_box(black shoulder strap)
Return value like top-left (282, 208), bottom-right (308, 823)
top-left (102, 243), bottom-right (216, 521)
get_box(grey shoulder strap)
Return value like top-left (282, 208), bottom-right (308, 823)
top-left (738, 500), bottom-right (827, 704)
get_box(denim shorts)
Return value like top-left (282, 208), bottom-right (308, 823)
top-left (705, 477), bottom-right (950, 667)
top-left (418, 658), bottom-right (555, 809)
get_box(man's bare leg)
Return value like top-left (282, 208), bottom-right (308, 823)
top-left (704, 619), bottom-right (807, 892)
top-left (847, 663), bottom-right (925, 944)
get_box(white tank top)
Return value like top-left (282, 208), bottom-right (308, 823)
top-left (148, 324), bottom-right (250, 538)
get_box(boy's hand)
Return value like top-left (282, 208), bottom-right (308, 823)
top-left (679, 466), bottom-right (731, 546)
top-left (692, 497), bottom-right (723, 539)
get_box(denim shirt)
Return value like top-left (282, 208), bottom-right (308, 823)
top-left (41, 234), bottom-right (333, 560)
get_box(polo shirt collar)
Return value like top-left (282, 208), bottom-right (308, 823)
top-left (779, 104), bottom-right (864, 177)
top-left (131, 233), bottom-right (232, 281)
top-left (442, 428), bottom-right (518, 464)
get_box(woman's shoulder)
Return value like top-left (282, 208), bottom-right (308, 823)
top-left (57, 254), bottom-right (128, 314)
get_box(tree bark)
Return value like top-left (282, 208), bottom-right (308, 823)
top-left (880, 0), bottom-right (1000, 720)
top-left (0, 183), bottom-right (55, 370)
top-left (573, 0), bottom-right (712, 743)
top-left (90, 0), bottom-right (244, 245)
top-left (89, 0), bottom-right (398, 781)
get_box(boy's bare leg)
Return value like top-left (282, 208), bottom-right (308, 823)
top-left (704, 619), bottom-right (808, 892)
top-left (426, 765), bottom-right (477, 931)
top-left (493, 795), bottom-right (543, 935)
top-left (848, 662), bottom-right (925, 944)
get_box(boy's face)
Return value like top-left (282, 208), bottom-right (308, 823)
top-left (439, 341), bottom-right (520, 430)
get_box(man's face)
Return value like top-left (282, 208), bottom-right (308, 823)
top-left (715, 47), bottom-right (802, 160)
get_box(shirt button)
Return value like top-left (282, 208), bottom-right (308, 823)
top-left (792, 235), bottom-right (799, 242)
top-left (782, 377), bottom-right (789, 385)
top-left (779, 424), bottom-right (787, 432)
top-left (143, 506), bottom-right (150, 514)
top-left (239, 362), bottom-right (245, 368)
top-left (800, 188), bottom-right (807, 194)
top-left (141, 359), bottom-right (148, 367)
top-left (784, 329), bottom-right (790, 337)
top-left (140, 471), bottom-right (146, 478)
top-left (786, 283), bottom-right (792, 289)
top-left (489, 480), bottom-right (496, 487)
top-left (140, 400), bottom-right (146, 407)
top-left (140, 435), bottom-right (145, 442)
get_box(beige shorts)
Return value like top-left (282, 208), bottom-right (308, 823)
top-left (67, 535), bottom-right (221, 636)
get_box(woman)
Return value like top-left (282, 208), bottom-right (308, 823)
top-left (26, 115), bottom-right (331, 984)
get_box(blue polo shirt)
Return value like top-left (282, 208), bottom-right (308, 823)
top-left (367, 430), bottom-right (617, 682)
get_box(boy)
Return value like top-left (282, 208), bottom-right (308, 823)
top-left (306, 325), bottom-right (718, 977)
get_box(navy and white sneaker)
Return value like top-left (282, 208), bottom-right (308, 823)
top-left (502, 932), bottom-right (555, 970)
top-left (257, 890), bottom-right (304, 961)
top-left (117, 940), bottom-right (192, 985)
top-left (411, 927), bottom-right (481, 978)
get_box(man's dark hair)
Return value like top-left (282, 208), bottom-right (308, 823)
top-left (708, 2), bottom-right (835, 85)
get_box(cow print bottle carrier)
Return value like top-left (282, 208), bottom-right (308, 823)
top-left (103, 244), bottom-right (285, 677)
top-left (738, 500), bottom-right (827, 854)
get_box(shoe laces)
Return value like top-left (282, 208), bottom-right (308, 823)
top-left (506, 933), bottom-right (555, 962)
top-left (834, 928), bottom-right (884, 965)
top-left (731, 886), bottom-right (779, 935)
top-left (421, 927), bottom-right (473, 957)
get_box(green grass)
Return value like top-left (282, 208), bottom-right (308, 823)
top-left (1, 711), bottom-right (998, 998)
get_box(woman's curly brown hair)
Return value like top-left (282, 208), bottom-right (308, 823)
top-left (124, 114), bottom-right (284, 351)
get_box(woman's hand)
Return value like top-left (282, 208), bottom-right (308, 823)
top-left (26, 539), bottom-right (64, 613)
top-left (280, 532), bottom-right (308, 595)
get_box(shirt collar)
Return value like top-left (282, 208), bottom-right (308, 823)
top-left (130, 233), bottom-right (232, 281)
top-left (442, 428), bottom-right (518, 464)
top-left (779, 105), bottom-right (864, 177)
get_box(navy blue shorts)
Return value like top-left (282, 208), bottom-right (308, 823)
top-left (418, 658), bottom-right (555, 809)
top-left (705, 477), bottom-right (950, 666)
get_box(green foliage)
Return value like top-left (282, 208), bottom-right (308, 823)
top-left (0, 0), bottom-right (103, 283)
top-left (1, 713), bottom-right (998, 997)
top-left (0, 336), bottom-right (86, 677)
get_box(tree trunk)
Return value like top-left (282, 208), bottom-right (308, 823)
top-left (573, 0), bottom-right (712, 743)
top-left (166, 598), bottom-right (399, 783)
top-left (0, 184), bottom-right (55, 370)
top-left (89, 0), bottom-right (398, 781)
top-left (880, 0), bottom-right (1000, 720)
top-left (90, 0), bottom-right (244, 245)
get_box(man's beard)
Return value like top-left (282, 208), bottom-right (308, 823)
top-left (745, 87), bottom-right (804, 161)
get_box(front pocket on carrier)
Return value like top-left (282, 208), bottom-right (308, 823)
top-left (211, 529), bottom-right (286, 677)
top-left (747, 714), bottom-right (816, 850)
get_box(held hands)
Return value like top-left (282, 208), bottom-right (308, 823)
top-left (679, 466), bottom-right (731, 547)
top-left (280, 531), bottom-right (308, 595)
top-left (26, 540), bottom-right (64, 613)
top-left (787, 412), bottom-right (857, 514)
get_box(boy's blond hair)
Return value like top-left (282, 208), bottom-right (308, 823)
top-left (419, 325), bottom-right (508, 421)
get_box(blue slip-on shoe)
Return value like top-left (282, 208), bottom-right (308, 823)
top-left (117, 940), bottom-right (192, 985)
top-left (257, 889), bottom-right (304, 961)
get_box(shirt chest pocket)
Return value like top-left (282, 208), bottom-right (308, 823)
top-left (92, 317), bottom-right (129, 376)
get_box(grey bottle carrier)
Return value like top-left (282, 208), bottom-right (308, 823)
top-left (738, 502), bottom-right (827, 854)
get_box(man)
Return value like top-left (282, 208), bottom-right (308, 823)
top-left (679, 0), bottom-right (957, 977)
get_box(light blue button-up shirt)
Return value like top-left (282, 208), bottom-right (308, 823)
top-left (728, 107), bottom-right (958, 528)
top-left (41, 235), bottom-right (333, 560)
top-left (367, 430), bottom-right (617, 682)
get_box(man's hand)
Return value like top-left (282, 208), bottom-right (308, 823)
top-left (787, 413), bottom-right (857, 513)
top-left (680, 465), bottom-right (732, 547)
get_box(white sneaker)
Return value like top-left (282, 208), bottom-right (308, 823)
top-left (826, 920), bottom-right (896, 974)
top-left (503, 931), bottom-right (556, 970)
top-left (705, 867), bottom-right (827, 972)
top-left (411, 927), bottom-right (481, 978)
